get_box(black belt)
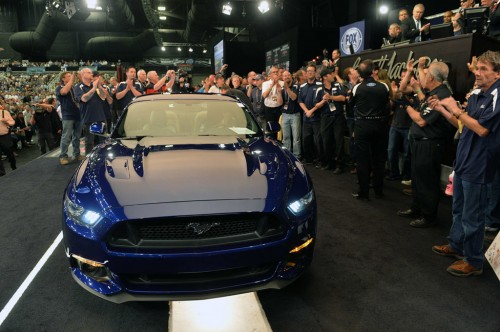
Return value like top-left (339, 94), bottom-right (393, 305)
top-left (355, 116), bottom-right (387, 120)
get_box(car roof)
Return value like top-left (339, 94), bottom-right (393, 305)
top-left (131, 93), bottom-right (239, 104)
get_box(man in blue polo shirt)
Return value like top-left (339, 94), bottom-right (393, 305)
top-left (298, 64), bottom-right (323, 165)
top-left (431, 50), bottom-right (500, 277)
top-left (56, 71), bottom-right (83, 165)
top-left (75, 68), bottom-right (112, 155)
top-left (115, 66), bottom-right (144, 117)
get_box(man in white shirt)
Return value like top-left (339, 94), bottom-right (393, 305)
top-left (262, 66), bottom-right (284, 126)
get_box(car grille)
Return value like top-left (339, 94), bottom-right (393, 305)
top-left (119, 263), bottom-right (276, 289)
top-left (106, 213), bottom-right (286, 250)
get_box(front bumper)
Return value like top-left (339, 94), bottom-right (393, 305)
top-left (64, 204), bottom-right (316, 302)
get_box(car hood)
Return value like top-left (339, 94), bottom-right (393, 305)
top-left (79, 136), bottom-right (288, 208)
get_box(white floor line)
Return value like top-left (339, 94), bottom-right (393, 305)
top-left (0, 231), bottom-right (63, 327)
top-left (169, 292), bottom-right (273, 332)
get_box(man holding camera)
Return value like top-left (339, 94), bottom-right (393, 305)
top-left (145, 70), bottom-right (176, 94)
top-left (397, 60), bottom-right (453, 227)
top-left (75, 69), bottom-right (111, 156)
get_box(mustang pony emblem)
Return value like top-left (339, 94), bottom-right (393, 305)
top-left (186, 222), bottom-right (221, 235)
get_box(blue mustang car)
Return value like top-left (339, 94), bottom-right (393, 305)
top-left (63, 93), bottom-right (316, 303)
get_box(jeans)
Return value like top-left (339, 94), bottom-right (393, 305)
top-left (59, 119), bottom-right (83, 158)
top-left (448, 175), bottom-right (487, 269)
top-left (387, 126), bottom-right (411, 179)
top-left (281, 112), bottom-right (301, 158)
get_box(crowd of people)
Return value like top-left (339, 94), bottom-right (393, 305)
top-left (0, 59), bottom-right (119, 70)
top-left (0, 1), bottom-right (499, 278)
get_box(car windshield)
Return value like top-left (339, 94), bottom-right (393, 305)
top-left (114, 99), bottom-right (262, 138)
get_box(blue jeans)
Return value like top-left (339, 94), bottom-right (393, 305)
top-left (387, 126), bottom-right (410, 179)
top-left (448, 175), bottom-right (487, 269)
top-left (281, 112), bottom-right (301, 158)
top-left (59, 119), bottom-right (83, 158)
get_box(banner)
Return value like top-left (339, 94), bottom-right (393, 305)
top-left (339, 20), bottom-right (365, 56)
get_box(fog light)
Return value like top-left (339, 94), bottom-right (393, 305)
top-left (289, 237), bottom-right (314, 254)
top-left (72, 254), bottom-right (109, 281)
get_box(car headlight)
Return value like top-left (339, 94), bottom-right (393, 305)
top-left (287, 190), bottom-right (315, 216)
top-left (64, 195), bottom-right (103, 228)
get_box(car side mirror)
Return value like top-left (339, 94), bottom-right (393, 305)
top-left (265, 121), bottom-right (281, 134)
top-left (89, 122), bottom-right (107, 136)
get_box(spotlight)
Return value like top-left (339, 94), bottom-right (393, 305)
top-left (222, 2), bottom-right (232, 16)
top-left (258, 1), bottom-right (270, 14)
top-left (203, 48), bottom-right (207, 53)
top-left (177, 47), bottom-right (182, 51)
top-left (158, 6), bottom-right (166, 11)
top-left (161, 46), bottom-right (166, 51)
top-left (188, 47), bottom-right (193, 52)
top-left (86, 0), bottom-right (97, 9)
top-left (52, 1), bottom-right (60, 9)
top-left (159, 15), bottom-right (167, 20)
top-left (379, 5), bottom-right (389, 14)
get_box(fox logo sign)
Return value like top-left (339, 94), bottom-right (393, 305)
top-left (341, 27), bottom-right (363, 55)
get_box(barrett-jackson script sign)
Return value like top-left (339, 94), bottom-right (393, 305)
top-left (338, 33), bottom-right (500, 101)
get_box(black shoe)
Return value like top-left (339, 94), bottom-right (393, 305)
top-left (397, 208), bottom-right (419, 218)
top-left (385, 175), bottom-right (401, 181)
top-left (321, 165), bottom-right (334, 171)
top-left (374, 192), bottom-right (384, 199)
top-left (301, 159), bottom-right (313, 165)
top-left (352, 192), bottom-right (369, 200)
top-left (409, 218), bottom-right (434, 228)
top-left (333, 167), bottom-right (343, 175)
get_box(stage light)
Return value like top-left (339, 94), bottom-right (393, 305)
top-left (158, 6), bottom-right (166, 11)
top-left (189, 47), bottom-right (193, 52)
top-left (177, 47), bottom-right (182, 51)
top-left (203, 49), bottom-right (207, 53)
top-left (222, 3), bottom-right (232, 16)
top-left (258, 1), bottom-right (269, 14)
top-left (86, 0), bottom-right (97, 9)
top-left (161, 46), bottom-right (166, 51)
top-left (379, 5), bottom-right (389, 15)
top-left (159, 15), bottom-right (167, 20)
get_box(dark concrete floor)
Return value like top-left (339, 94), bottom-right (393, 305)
top-left (0, 145), bottom-right (499, 331)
